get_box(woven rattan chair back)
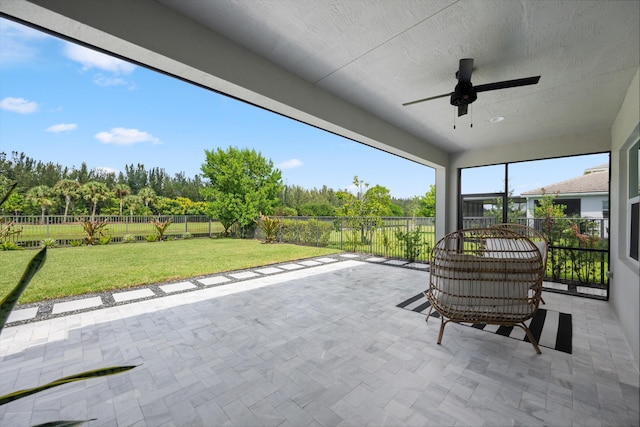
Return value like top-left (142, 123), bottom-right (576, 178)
top-left (426, 227), bottom-right (545, 353)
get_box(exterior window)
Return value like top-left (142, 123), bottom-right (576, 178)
top-left (602, 200), bottom-right (609, 219)
top-left (628, 140), bottom-right (639, 261)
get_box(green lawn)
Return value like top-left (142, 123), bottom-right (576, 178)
top-left (11, 219), bottom-right (223, 242)
top-left (0, 238), bottom-right (341, 304)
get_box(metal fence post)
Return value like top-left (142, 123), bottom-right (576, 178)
top-left (369, 218), bottom-right (373, 254)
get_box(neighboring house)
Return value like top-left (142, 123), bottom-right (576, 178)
top-left (521, 164), bottom-right (609, 219)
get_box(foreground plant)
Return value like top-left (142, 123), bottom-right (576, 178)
top-left (0, 185), bottom-right (137, 426)
top-left (395, 226), bottom-right (425, 262)
top-left (255, 214), bottom-right (281, 243)
top-left (81, 219), bottom-right (109, 245)
top-left (150, 218), bottom-right (172, 241)
top-left (0, 182), bottom-right (22, 245)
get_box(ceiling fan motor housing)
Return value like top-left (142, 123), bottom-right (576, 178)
top-left (450, 82), bottom-right (477, 106)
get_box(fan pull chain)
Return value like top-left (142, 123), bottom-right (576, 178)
top-left (470, 104), bottom-right (473, 128)
top-left (453, 108), bottom-right (456, 130)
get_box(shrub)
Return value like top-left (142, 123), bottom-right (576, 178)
top-left (0, 217), bottom-right (21, 241)
top-left (70, 239), bottom-right (83, 247)
top-left (81, 219), bottom-right (109, 245)
top-left (150, 218), bottom-right (172, 241)
top-left (255, 214), bottom-right (281, 243)
top-left (40, 237), bottom-right (58, 248)
top-left (98, 235), bottom-right (111, 245)
top-left (395, 226), bottom-right (425, 262)
top-left (182, 232), bottom-right (193, 240)
top-left (145, 234), bottom-right (158, 242)
top-left (280, 218), bottom-right (332, 247)
top-left (273, 206), bottom-right (297, 216)
top-left (122, 234), bottom-right (136, 244)
top-left (0, 241), bottom-right (22, 251)
top-left (381, 229), bottom-right (394, 256)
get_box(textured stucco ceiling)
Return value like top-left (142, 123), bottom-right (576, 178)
top-left (158, 0), bottom-right (639, 153)
top-left (1, 0), bottom-right (638, 166)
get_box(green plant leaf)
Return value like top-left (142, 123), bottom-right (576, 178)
top-left (32, 420), bottom-right (97, 427)
top-left (0, 247), bottom-right (47, 333)
top-left (0, 181), bottom-right (18, 207)
top-left (0, 365), bottom-right (138, 406)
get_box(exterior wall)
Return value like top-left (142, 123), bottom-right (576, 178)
top-left (610, 68), bottom-right (640, 370)
top-left (524, 194), bottom-right (607, 218)
top-left (581, 195), bottom-right (607, 218)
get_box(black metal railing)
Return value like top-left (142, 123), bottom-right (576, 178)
top-left (2, 214), bottom-right (609, 295)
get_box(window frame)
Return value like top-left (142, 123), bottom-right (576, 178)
top-left (627, 138), bottom-right (639, 262)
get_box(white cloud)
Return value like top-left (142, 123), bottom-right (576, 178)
top-left (0, 97), bottom-right (38, 114)
top-left (64, 42), bottom-right (136, 74)
top-left (278, 159), bottom-right (303, 169)
top-left (0, 19), bottom-right (48, 40)
top-left (95, 127), bottom-right (160, 145)
top-left (93, 75), bottom-right (128, 87)
top-left (0, 19), bottom-right (49, 66)
top-left (46, 123), bottom-right (77, 133)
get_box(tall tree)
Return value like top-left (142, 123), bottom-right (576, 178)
top-left (124, 163), bottom-right (149, 193)
top-left (200, 147), bottom-right (282, 235)
top-left (336, 177), bottom-right (391, 244)
top-left (81, 181), bottom-right (110, 220)
top-left (113, 183), bottom-right (131, 216)
top-left (123, 194), bottom-right (142, 217)
top-left (417, 185), bottom-right (436, 217)
top-left (69, 162), bottom-right (92, 184)
top-left (138, 187), bottom-right (156, 211)
top-left (54, 179), bottom-right (80, 222)
top-left (26, 185), bottom-right (55, 224)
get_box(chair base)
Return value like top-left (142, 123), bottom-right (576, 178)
top-left (430, 314), bottom-right (542, 354)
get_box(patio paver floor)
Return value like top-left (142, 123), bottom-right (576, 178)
top-left (1, 254), bottom-right (638, 426)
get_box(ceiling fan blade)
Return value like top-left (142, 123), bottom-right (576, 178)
top-left (402, 92), bottom-right (452, 106)
top-left (457, 58), bottom-right (474, 83)
top-left (458, 104), bottom-right (468, 117)
top-left (474, 76), bottom-right (541, 93)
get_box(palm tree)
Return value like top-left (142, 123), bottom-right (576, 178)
top-left (113, 183), bottom-right (131, 216)
top-left (123, 194), bottom-right (142, 217)
top-left (26, 185), bottom-right (55, 224)
top-left (54, 179), bottom-right (80, 222)
top-left (138, 187), bottom-right (156, 212)
top-left (81, 181), bottom-right (110, 221)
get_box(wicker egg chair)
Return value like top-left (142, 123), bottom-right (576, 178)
top-left (491, 223), bottom-right (549, 304)
top-left (425, 227), bottom-right (545, 353)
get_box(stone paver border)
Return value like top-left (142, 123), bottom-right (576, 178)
top-left (5, 253), bottom-right (429, 327)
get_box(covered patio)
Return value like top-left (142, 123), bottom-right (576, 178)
top-left (1, 255), bottom-right (638, 425)
top-left (1, 1), bottom-right (639, 425)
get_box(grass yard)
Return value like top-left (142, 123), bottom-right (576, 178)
top-left (10, 219), bottom-right (224, 242)
top-left (0, 238), bottom-right (341, 304)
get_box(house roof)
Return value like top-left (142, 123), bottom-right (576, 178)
top-left (521, 166), bottom-right (609, 196)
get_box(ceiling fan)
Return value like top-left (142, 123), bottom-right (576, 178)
top-left (403, 58), bottom-right (540, 117)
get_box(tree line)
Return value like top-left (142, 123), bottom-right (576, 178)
top-left (0, 149), bottom-right (436, 225)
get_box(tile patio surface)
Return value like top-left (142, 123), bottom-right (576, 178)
top-left (1, 254), bottom-right (638, 426)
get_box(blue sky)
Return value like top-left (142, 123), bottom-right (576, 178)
top-left (0, 18), bottom-right (608, 199)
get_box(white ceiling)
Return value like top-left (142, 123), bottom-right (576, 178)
top-left (2, 0), bottom-right (638, 165)
top-left (157, 0), bottom-right (639, 153)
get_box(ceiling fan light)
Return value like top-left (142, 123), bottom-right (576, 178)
top-left (489, 116), bottom-right (505, 123)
